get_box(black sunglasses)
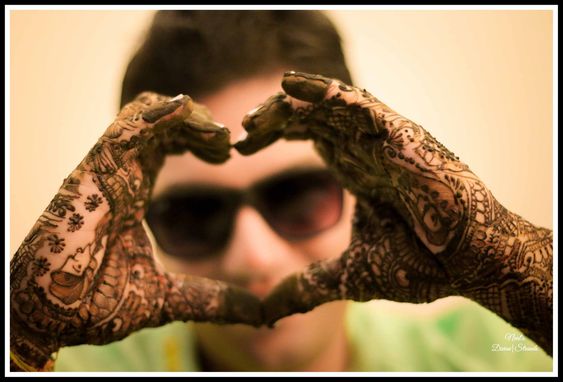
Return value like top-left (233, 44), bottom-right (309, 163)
top-left (145, 167), bottom-right (344, 261)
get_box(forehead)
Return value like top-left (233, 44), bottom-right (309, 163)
top-left (153, 71), bottom-right (324, 194)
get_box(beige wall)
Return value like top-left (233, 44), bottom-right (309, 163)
top-left (9, 9), bottom-right (554, 255)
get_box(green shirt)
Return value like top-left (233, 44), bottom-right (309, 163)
top-left (54, 298), bottom-right (552, 372)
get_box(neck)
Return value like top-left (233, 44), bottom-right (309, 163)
top-left (195, 324), bottom-right (350, 372)
top-left (300, 324), bottom-right (350, 372)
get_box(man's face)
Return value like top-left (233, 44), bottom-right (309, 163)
top-left (148, 71), bottom-right (355, 370)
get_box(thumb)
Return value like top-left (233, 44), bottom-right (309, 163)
top-left (262, 256), bottom-right (345, 327)
top-left (160, 272), bottom-right (263, 327)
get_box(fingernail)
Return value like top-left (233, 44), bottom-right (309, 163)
top-left (281, 74), bottom-right (330, 103)
top-left (236, 130), bottom-right (248, 142)
top-left (247, 105), bottom-right (262, 116)
top-left (170, 94), bottom-right (185, 102)
top-left (233, 139), bottom-right (258, 155)
top-left (142, 101), bottom-right (183, 123)
top-left (185, 117), bottom-right (226, 133)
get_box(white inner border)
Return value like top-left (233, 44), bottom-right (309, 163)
top-left (5, 3), bottom-right (558, 378)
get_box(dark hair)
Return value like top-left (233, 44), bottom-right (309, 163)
top-left (120, 10), bottom-right (353, 107)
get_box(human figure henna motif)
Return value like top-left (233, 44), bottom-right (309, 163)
top-left (10, 93), bottom-right (262, 372)
top-left (236, 72), bottom-right (553, 356)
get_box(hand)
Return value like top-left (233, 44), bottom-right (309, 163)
top-left (235, 72), bottom-right (552, 355)
top-left (10, 93), bottom-right (261, 371)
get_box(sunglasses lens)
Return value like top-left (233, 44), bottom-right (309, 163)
top-left (145, 189), bottom-right (236, 260)
top-left (146, 169), bottom-right (344, 261)
top-left (257, 169), bottom-right (343, 240)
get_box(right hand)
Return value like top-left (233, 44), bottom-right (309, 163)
top-left (10, 92), bottom-right (262, 371)
top-left (235, 72), bottom-right (552, 355)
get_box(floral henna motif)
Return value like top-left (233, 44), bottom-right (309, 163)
top-left (84, 194), bottom-right (103, 212)
top-left (31, 257), bottom-right (51, 277)
top-left (47, 234), bottom-right (66, 253)
top-left (10, 92), bottom-right (259, 371)
top-left (67, 213), bottom-right (84, 232)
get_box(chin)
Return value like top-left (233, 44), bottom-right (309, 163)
top-left (195, 301), bottom-right (348, 371)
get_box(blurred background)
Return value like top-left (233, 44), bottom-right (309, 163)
top-left (9, 9), bottom-right (553, 259)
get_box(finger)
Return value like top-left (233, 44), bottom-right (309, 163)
top-left (146, 99), bottom-right (231, 164)
top-left (234, 72), bottom-right (371, 157)
top-left (184, 103), bottom-right (225, 133)
top-left (262, 257), bottom-right (344, 327)
top-left (182, 103), bottom-right (232, 164)
top-left (162, 273), bottom-right (262, 327)
top-left (99, 93), bottom-right (193, 156)
top-left (234, 93), bottom-right (294, 155)
top-left (119, 93), bottom-right (232, 164)
top-left (141, 94), bottom-right (194, 124)
top-left (282, 71), bottom-right (368, 110)
top-left (281, 71), bottom-right (334, 103)
top-left (283, 71), bottom-right (389, 142)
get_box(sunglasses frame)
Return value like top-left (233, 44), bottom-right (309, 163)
top-left (145, 166), bottom-right (344, 260)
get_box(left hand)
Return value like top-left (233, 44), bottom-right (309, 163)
top-left (10, 92), bottom-right (261, 371)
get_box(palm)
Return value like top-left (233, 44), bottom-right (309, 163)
top-left (347, 201), bottom-right (452, 303)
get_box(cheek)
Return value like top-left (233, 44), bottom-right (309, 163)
top-left (296, 193), bottom-right (355, 261)
top-left (156, 249), bottom-right (223, 279)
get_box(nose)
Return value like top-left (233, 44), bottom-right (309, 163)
top-left (221, 206), bottom-right (295, 298)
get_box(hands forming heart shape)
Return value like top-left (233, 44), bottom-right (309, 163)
top-left (10, 72), bottom-right (553, 370)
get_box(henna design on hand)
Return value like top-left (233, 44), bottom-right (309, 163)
top-left (263, 201), bottom-right (455, 325)
top-left (85, 194), bottom-right (103, 212)
top-left (238, 72), bottom-right (553, 355)
top-left (10, 92), bottom-right (261, 371)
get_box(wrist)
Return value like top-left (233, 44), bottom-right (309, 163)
top-left (10, 316), bottom-right (59, 372)
top-left (10, 351), bottom-right (56, 372)
top-left (447, 201), bottom-right (552, 289)
top-left (443, 202), bottom-right (553, 354)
